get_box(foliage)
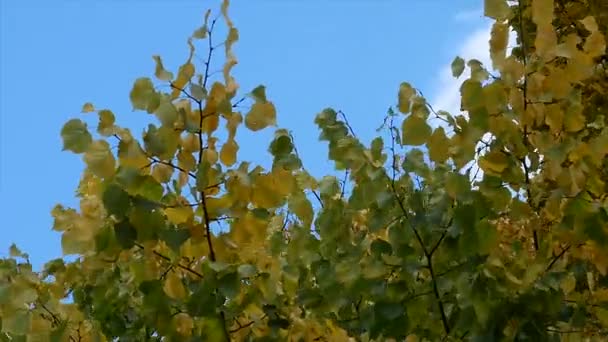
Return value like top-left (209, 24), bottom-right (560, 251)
top-left (2, 0), bottom-right (608, 340)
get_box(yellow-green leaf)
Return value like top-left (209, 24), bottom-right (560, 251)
top-left (97, 109), bottom-right (116, 136)
top-left (152, 55), bottom-right (174, 81)
top-left (478, 150), bottom-right (509, 174)
top-left (130, 77), bottom-right (160, 113)
top-left (428, 127), bottom-right (449, 163)
top-left (61, 119), bottom-right (92, 153)
top-left (164, 206), bottom-right (193, 225)
top-left (451, 56), bottom-right (465, 78)
top-left (83, 140), bottom-right (116, 179)
top-left (401, 115), bottom-right (431, 146)
top-left (81, 102), bottom-right (95, 113)
top-left (398, 82), bottom-right (415, 114)
top-left (484, 0), bottom-right (510, 20)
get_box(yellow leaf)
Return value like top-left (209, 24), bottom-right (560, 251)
top-left (535, 24), bottom-right (557, 59)
top-left (81, 102), bottom-right (95, 113)
top-left (398, 82), bottom-right (415, 114)
top-left (484, 0), bottom-right (510, 20)
top-left (83, 140), bottom-right (116, 179)
top-left (560, 273), bottom-right (576, 294)
top-left (489, 21), bottom-right (509, 69)
top-left (428, 127), bottom-right (449, 163)
top-left (220, 138), bottom-right (238, 166)
top-left (177, 150), bottom-right (196, 171)
top-left (181, 133), bottom-right (200, 153)
top-left (564, 102), bottom-right (585, 132)
top-left (202, 112), bottom-right (219, 135)
top-left (245, 102), bottom-right (277, 131)
top-left (401, 115), bottom-right (431, 146)
top-left (531, 0), bottom-right (553, 26)
top-left (173, 313), bottom-right (194, 337)
top-left (152, 163), bottom-right (173, 183)
top-left (544, 104), bottom-right (563, 134)
top-left (580, 16), bottom-right (606, 58)
top-left (152, 55), bottom-right (174, 81)
top-left (164, 207), bottom-right (193, 225)
top-left (164, 271), bottom-right (188, 300)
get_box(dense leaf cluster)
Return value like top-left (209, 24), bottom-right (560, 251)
top-left (2, 0), bottom-right (608, 340)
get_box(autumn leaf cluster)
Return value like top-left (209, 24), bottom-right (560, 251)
top-left (2, 0), bottom-right (608, 340)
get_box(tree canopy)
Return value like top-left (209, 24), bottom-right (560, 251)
top-left (2, 0), bottom-right (608, 340)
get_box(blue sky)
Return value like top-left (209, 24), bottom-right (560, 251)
top-left (0, 0), bottom-right (490, 268)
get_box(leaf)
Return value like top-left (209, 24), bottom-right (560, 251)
top-left (114, 220), bottom-right (137, 249)
top-left (173, 313), bottom-right (194, 337)
top-left (61, 119), bottom-right (92, 153)
top-left (103, 184), bottom-right (131, 219)
top-left (428, 127), bottom-right (449, 163)
top-left (164, 207), bottom-right (194, 225)
top-left (163, 271), bottom-right (187, 300)
top-left (220, 138), bottom-right (238, 166)
top-left (83, 140), bottom-right (116, 179)
top-left (152, 55), bottom-right (174, 81)
top-left (130, 77), bottom-right (160, 113)
top-left (97, 109), bottom-right (116, 136)
top-left (81, 102), bottom-right (95, 113)
top-left (9, 243), bottom-right (25, 258)
top-left (245, 101), bottom-right (277, 131)
top-left (451, 56), bottom-right (465, 78)
top-left (398, 82), bottom-right (415, 114)
top-left (237, 264), bottom-right (257, 278)
top-left (484, 0), bottom-right (510, 20)
top-left (478, 150), bottom-right (509, 175)
top-left (401, 115), bottom-right (431, 146)
top-left (250, 85), bottom-right (267, 102)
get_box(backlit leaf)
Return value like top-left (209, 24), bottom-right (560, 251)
top-left (61, 119), bottom-right (92, 153)
top-left (451, 56), bottom-right (465, 78)
top-left (401, 115), bottom-right (431, 146)
top-left (245, 102), bottom-right (277, 131)
top-left (152, 55), bottom-right (174, 81)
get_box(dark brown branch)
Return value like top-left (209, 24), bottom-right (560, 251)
top-left (386, 116), bottom-right (450, 334)
top-left (135, 242), bottom-right (204, 278)
top-left (229, 314), bottom-right (267, 333)
top-left (545, 244), bottom-right (572, 272)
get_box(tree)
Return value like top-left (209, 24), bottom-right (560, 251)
top-left (1, 0), bottom-right (607, 340)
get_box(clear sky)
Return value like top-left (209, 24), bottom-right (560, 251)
top-left (0, 0), bottom-right (489, 268)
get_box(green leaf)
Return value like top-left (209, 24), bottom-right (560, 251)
top-left (114, 220), bottom-right (137, 249)
top-left (159, 227), bottom-right (190, 252)
top-left (401, 115), bottom-right (431, 146)
top-left (61, 119), bottom-right (92, 153)
top-left (102, 184), bottom-right (132, 219)
top-left (218, 271), bottom-right (239, 298)
top-left (237, 264), bottom-right (257, 278)
top-left (451, 56), bottom-right (466, 78)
